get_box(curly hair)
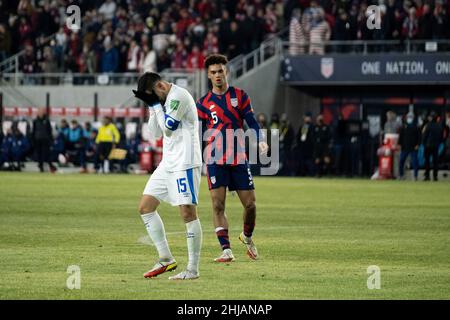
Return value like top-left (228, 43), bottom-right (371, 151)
top-left (204, 54), bottom-right (228, 69)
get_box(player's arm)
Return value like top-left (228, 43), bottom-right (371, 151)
top-left (239, 91), bottom-right (269, 155)
top-left (152, 92), bottom-right (188, 137)
top-left (196, 101), bottom-right (209, 136)
top-left (133, 89), bottom-right (184, 137)
top-left (147, 109), bottom-right (162, 139)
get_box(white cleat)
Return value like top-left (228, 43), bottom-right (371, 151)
top-left (214, 248), bottom-right (235, 263)
top-left (168, 270), bottom-right (199, 280)
top-left (239, 233), bottom-right (258, 260)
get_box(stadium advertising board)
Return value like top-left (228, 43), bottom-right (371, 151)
top-left (282, 54), bottom-right (450, 85)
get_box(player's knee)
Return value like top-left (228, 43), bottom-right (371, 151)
top-left (138, 197), bottom-right (158, 214)
top-left (180, 205), bottom-right (197, 223)
top-left (212, 201), bottom-right (225, 215)
top-left (244, 201), bottom-right (256, 213)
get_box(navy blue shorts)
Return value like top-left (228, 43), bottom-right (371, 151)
top-left (206, 163), bottom-right (255, 191)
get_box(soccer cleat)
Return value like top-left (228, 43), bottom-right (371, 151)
top-left (214, 248), bottom-right (235, 263)
top-left (143, 259), bottom-right (177, 278)
top-left (168, 270), bottom-right (199, 280)
top-left (239, 233), bottom-right (258, 260)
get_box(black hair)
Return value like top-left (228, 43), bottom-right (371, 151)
top-left (205, 54), bottom-right (228, 70)
top-left (137, 72), bottom-right (161, 92)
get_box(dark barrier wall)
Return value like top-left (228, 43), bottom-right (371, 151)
top-left (282, 54), bottom-right (450, 85)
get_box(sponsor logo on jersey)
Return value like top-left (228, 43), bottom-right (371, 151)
top-left (170, 100), bottom-right (180, 110)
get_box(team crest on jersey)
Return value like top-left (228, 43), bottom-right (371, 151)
top-left (230, 98), bottom-right (238, 107)
top-left (170, 100), bottom-right (180, 110)
top-left (211, 176), bottom-right (216, 184)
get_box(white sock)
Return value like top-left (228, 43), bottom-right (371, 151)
top-left (186, 219), bottom-right (202, 274)
top-left (141, 211), bottom-right (173, 260)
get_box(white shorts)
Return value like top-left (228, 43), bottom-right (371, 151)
top-left (143, 165), bottom-right (201, 206)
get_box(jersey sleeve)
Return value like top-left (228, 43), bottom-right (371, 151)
top-left (238, 89), bottom-right (254, 117)
top-left (196, 100), bottom-right (209, 121)
top-left (163, 92), bottom-right (188, 131)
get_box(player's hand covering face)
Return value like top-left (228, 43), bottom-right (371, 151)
top-left (133, 90), bottom-right (160, 106)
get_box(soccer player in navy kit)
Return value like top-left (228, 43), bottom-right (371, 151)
top-left (197, 54), bottom-right (269, 262)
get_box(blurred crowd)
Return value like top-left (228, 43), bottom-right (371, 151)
top-left (1, 109), bottom-right (449, 178)
top-left (255, 110), bottom-right (450, 179)
top-left (0, 111), bottom-right (141, 173)
top-left (288, 0), bottom-right (450, 54)
top-left (0, 0), bottom-right (285, 75)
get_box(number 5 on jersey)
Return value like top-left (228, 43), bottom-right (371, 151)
top-left (211, 111), bottom-right (218, 124)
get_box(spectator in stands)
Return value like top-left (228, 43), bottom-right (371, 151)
top-left (32, 109), bottom-right (57, 173)
top-left (289, 8), bottom-right (306, 55)
top-left (99, 0), bottom-right (117, 20)
top-left (54, 27), bottom-right (67, 68)
top-left (127, 40), bottom-right (142, 73)
top-left (20, 44), bottom-right (37, 83)
top-left (422, 112), bottom-right (444, 181)
top-left (398, 113), bottom-right (421, 180)
top-left (431, 1), bottom-right (450, 39)
top-left (309, 8), bottom-right (331, 55)
top-left (0, 23), bottom-right (11, 61)
top-left (313, 115), bottom-right (332, 177)
top-left (227, 21), bottom-right (243, 59)
top-left (140, 43), bottom-right (157, 73)
top-left (203, 30), bottom-right (219, 55)
top-left (403, 7), bottom-right (419, 39)
top-left (187, 44), bottom-right (205, 69)
top-left (418, 3), bottom-right (433, 39)
top-left (94, 116), bottom-right (120, 174)
top-left (101, 39), bottom-right (119, 73)
top-left (172, 40), bottom-right (188, 69)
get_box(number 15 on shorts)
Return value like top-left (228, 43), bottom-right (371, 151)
top-left (177, 178), bottom-right (187, 194)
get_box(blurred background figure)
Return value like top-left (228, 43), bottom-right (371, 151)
top-left (295, 112), bottom-right (315, 176)
top-left (0, 125), bottom-right (29, 171)
top-left (422, 112), bottom-right (444, 181)
top-left (32, 109), bottom-right (56, 173)
top-left (313, 114), bottom-right (331, 177)
top-left (278, 113), bottom-right (295, 176)
top-left (398, 113), bottom-right (421, 180)
top-left (289, 8), bottom-right (306, 55)
top-left (94, 117), bottom-right (120, 174)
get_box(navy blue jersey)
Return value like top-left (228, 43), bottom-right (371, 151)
top-left (196, 86), bottom-right (254, 165)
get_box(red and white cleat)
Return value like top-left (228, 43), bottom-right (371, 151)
top-left (214, 248), bottom-right (235, 263)
top-left (143, 259), bottom-right (177, 278)
top-left (239, 233), bottom-right (258, 260)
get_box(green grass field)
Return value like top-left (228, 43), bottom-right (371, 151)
top-left (0, 172), bottom-right (449, 299)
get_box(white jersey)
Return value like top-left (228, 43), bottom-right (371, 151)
top-left (148, 84), bottom-right (202, 172)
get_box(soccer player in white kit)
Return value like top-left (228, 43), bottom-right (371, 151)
top-left (133, 72), bottom-right (203, 280)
